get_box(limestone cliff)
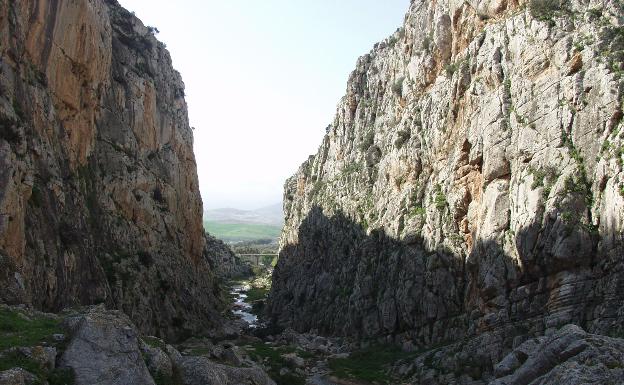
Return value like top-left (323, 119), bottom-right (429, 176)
top-left (204, 233), bottom-right (252, 279)
top-left (0, 0), bottom-right (223, 340)
top-left (269, 0), bottom-right (624, 377)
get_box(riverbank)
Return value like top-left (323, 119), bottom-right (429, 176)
top-left (224, 268), bottom-right (411, 385)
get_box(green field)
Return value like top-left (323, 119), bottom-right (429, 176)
top-left (203, 221), bottom-right (282, 242)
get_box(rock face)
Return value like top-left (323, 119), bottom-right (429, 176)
top-left (60, 308), bottom-right (156, 385)
top-left (0, 305), bottom-right (276, 385)
top-left (204, 233), bottom-right (252, 279)
top-left (490, 325), bottom-right (624, 385)
top-left (0, 0), bottom-right (223, 340)
top-left (269, 0), bottom-right (624, 375)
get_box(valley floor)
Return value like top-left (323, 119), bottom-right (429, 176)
top-left (3, 266), bottom-right (624, 385)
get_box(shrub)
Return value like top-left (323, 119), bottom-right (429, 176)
top-left (394, 130), bottom-right (411, 149)
top-left (411, 206), bottom-right (426, 217)
top-left (359, 131), bottom-right (375, 151)
top-left (529, 0), bottom-right (561, 23)
top-left (310, 181), bottom-right (324, 197)
top-left (422, 35), bottom-right (432, 53)
top-left (444, 62), bottom-right (459, 77)
top-left (392, 77), bottom-right (405, 96)
top-left (434, 185), bottom-right (447, 210)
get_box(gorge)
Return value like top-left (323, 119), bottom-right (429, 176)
top-left (1, 0), bottom-right (624, 384)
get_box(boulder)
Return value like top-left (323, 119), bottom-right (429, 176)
top-left (59, 307), bottom-right (155, 385)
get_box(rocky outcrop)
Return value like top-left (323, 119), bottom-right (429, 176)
top-left (0, 0), bottom-right (223, 339)
top-left (60, 309), bottom-right (156, 385)
top-left (490, 325), bottom-right (624, 385)
top-left (174, 356), bottom-right (276, 385)
top-left (269, 0), bottom-right (624, 378)
top-left (388, 323), bottom-right (624, 384)
top-left (204, 233), bottom-right (252, 279)
top-left (0, 305), bottom-right (275, 385)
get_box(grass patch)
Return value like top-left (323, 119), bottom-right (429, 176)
top-left (410, 206), bottom-right (426, 217)
top-left (0, 350), bottom-right (74, 385)
top-left (142, 336), bottom-right (166, 351)
top-left (202, 221), bottom-right (281, 243)
top-left (434, 185), bottom-right (447, 211)
top-left (246, 342), bottom-right (305, 385)
top-left (0, 308), bottom-right (62, 350)
top-left (329, 344), bottom-right (419, 384)
top-left (244, 286), bottom-right (270, 303)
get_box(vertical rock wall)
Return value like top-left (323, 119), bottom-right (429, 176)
top-left (0, 0), bottom-right (223, 340)
top-left (269, 0), bottom-right (624, 357)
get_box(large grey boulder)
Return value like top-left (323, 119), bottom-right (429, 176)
top-left (59, 307), bottom-right (155, 385)
top-left (174, 355), bottom-right (276, 385)
top-left (490, 325), bottom-right (624, 385)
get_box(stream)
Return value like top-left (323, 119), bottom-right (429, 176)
top-left (230, 283), bottom-right (259, 327)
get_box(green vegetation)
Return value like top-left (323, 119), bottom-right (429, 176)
top-left (561, 130), bottom-right (593, 208)
top-left (528, 165), bottom-right (559, 200)
top-left (620, 184), bottom-right (624, 198)
top-left (422, 34), bottom-right (433, 53)
top-left (529, 0), bottom-right (561, 24)
top-left (310, 180), bottom-right (325, 197)
top-left (12, 98), bottom-right (25, 121)
top-left (343, 162), bottom-right (363, 175)
top-left (328, 344), bottom-right (419, 384)
top-left (360, 131), bottom-right (375, 151)
top-left (434, 185), bottom-right (447, 210)
top-left (0, 308), bottom-right (74, 384)
top-left (29, 184), bottom-right (43, 208)
top-left (392, 77), bottom-right (405, 96)
top-left (246, 342), bottom-right (306, 385)
top-left (142, 336), bottom-right (166, 351)
top-left (0, 308), bottom-right (62, 350)
top-left (394, 129), bottom-right (411, 149)
top-left (202, 221), bottom-right (281, 242)
top-left (411, 205), bottom-right (426, 217)
top-left (0, 350), bottom-right (75, 384)
top-left (444, 62), bottom-right (459, 77)
top-left (245, 285), bottom-right (270, 303)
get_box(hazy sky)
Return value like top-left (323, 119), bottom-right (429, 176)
top-left (118, 1), bottom-right (409, 210)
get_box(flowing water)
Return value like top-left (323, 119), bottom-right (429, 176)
top-left (230, 284), bottom-right (259, 327)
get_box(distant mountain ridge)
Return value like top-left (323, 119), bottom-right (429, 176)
top-left (204, 203), bottom-right (284, 227)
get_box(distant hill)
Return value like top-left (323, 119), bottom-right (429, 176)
top-left (203, 203), bottom-right (283, 243)
top-left (204, 203), bottom-right (284, 227)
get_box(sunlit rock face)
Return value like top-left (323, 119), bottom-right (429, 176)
top-left (269, 0), bottom-right (624, 376)
top-left (0, 0), bottom-right (223, 340)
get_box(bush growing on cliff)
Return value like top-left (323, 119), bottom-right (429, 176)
top-left (433, 185), bottom-right (447, 210)
top-left (359, 131), bottom-right (375, 151)
top-left (394, 129), bottom-right (411, 149)
top-left (529, 0), bottom-right (561, 22)
top-left (392, 77), bottom-right (405, 96)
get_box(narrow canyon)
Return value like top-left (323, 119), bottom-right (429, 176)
top-left (1, 0), bottom-right (623, 384)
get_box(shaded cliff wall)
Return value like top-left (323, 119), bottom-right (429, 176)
top-left (0, 0), bottom-right (223, 340)
top-left (269, 0), bottom-right (624, 353)
top-left (204, 233), bottom-right (253, 279)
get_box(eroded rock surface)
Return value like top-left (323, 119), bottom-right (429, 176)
top-left (0, 0), bottom-right (223, 339)
top-left (269, 0), bottom-right (624, 382)
top-left (60, 307), bottom-right (155, 385)
top-left (204, 233), bottom-right (253, 279)
top-left (490, 325), bottom-right (624, 385)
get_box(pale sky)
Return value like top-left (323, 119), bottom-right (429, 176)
top-left (117, 1), bottom-right (409, 210)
